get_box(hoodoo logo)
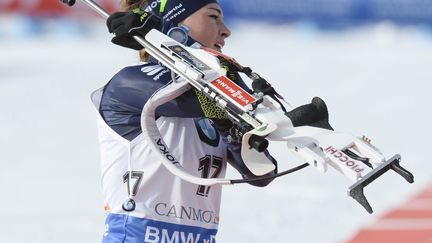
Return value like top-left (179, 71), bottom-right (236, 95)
top-left (325, 146), bottom-right (365, 173)
top-left (211, 76), bottom-right (256, 107)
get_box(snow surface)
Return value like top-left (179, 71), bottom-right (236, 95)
top-left (1, 18), bottom-right (431, 243)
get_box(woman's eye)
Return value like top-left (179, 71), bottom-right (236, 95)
top-left (209, 15), bottom-right (218, 20)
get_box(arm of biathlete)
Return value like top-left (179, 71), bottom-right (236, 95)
top-left (100, 64), bottom-right (207, 140)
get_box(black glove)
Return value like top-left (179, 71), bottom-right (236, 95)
top-left (218, 57), bottom-right (242, 83)
top-left (107, 8), bottom-right (161, 50)
top-left (211, 118), bottom-right (244, 144)
top-left (211, 118), bottom-right (233, 134)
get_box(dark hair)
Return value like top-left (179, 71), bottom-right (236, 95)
top-left (120, 0), bottom-right (150, 61)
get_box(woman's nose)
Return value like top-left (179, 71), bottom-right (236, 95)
top-left (220, 22), bottom-right (231, 38)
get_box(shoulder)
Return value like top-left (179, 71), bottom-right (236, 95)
top-left (112, 63), bottom-right (171, 84)
top-left (102, 62), bottom-right (173, 107)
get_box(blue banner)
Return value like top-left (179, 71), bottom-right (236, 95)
top-left (218, 0), bottom-right (432, 25)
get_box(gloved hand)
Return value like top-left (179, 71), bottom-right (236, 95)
top-left (210, 118), bottom-right (233, 134)
top-left (107, 8), bottom-right (161, 50)
top-left (211, 118), bottom-right (244, 145)
top-left (218, 56), bottom-right (242, 83)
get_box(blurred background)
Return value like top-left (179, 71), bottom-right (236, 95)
top-left (1, 0), bottom-right (431, 242)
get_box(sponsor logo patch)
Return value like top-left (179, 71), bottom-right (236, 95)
top-left (154, 202), bottom-right (219, 225)
top-left (325, 146), bottom-right (365, 173)
top-left (211, 76), bottom-right (256, 107)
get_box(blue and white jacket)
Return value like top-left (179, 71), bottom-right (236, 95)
top-left (92, 60), bottom-right (277, 243)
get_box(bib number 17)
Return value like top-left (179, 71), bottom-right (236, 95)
top-left (197, 155), bottom-right (223, 197)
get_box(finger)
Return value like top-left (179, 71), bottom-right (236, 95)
top-left (107, 12), bottom-right (127, 32)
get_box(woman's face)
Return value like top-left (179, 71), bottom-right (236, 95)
top-left (180, 3), bottom-right (231, 52)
